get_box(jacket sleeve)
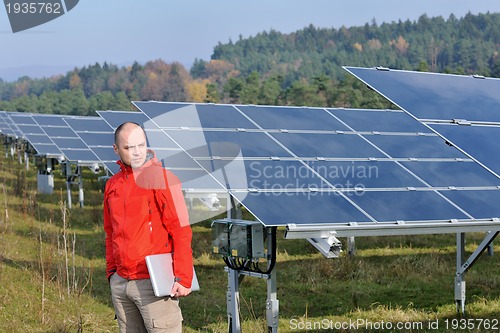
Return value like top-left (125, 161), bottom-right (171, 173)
top-left (103, 183), bottom-right (117, 281)
top-left (157, 170), bottom-right (193, 288)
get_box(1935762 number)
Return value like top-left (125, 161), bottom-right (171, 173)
top-left (5, 2), bottom-right (62, 14)
top-left (444, 318), bottom-right (499, 331)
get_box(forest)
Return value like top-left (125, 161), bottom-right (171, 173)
top-left (1, 12), bottom-right (500, 115)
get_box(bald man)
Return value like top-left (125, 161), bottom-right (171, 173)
top-left (104, 122), bottom-right (193, 332)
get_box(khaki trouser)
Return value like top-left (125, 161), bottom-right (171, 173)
top-left (110, 273), bottom-right (183, 333)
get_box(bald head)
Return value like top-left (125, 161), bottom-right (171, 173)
top-left (113, 122), bottom-right (148, 168)
top-left (114, 122), bottom-right (145, 146)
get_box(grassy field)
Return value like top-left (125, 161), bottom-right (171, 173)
top-left (0, 153), bottom-right (499, 333)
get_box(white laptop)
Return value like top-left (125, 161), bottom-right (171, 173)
top-left (145, 253), bottom-right (200, 297)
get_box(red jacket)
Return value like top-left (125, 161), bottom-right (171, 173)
top-left (104, 151), bottom-right (193, 288)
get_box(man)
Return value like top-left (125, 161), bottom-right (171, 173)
top-left (104, 122), bottom-right (193, 332)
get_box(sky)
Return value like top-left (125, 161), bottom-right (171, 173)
top-left (1, 0), bottom-right (500, 81)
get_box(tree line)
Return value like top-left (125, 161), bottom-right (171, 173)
top-left (1, 12), bottom-right (499, 115)
top-left (198, 12), bottom-right (500, 84)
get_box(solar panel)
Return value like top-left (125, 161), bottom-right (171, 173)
top-left (427, 125), bottom-right (500, 176)
top-left (76, 132), bottom-right (113, 147)
top-left (437, 190), bottom-right (500, 219)
top-left (166, 130), bottom-right (293, 158)
top-left (3, 112), bottom-right (106, 163)
top-left (25, 134), bottom-right (53, 144)
top-left (237, 105), bottom-right (349, 131)
top-left (7, 113), bottom-right (63, 157)
top-left (343, 67), bottom-right (500, 180)
top-left (62, 117), bottom-right (114, 167)
top-left (310, 160), bottom-right (426, 188)
top-left (269, 132), bottom-right (386, 158)
top-left (0, 112), bottom-right (23, 138)
top-left (350, 190), bottom-right (469, 221)
top-left (364, 134), bottom-right (464, 159)
top-left (236, 191), bottom-right (371, 224)
top-left (134, 102), bottom-right (258, 129)
top-left (61, 149), bottom-right (103, 163)
top-left (27, 114), bottom-right (101, 164)
top-left (31, 114), bottom-right (67, 126)
top-left (134, 102), bottom-right (500, 234)
top-left (96, 110), bottom-right (155, 129)
top-left (400, 160), bottom-right (500, 187)
top-left (64, 117), bottom-right (115, 133)
top-left (343, 67), bottom-right (500, 122)
top-left (328, 108), bottom-right (430, 133)
top-left (10, 114), bottom-right (37, 125)
top-left (0, 111), bottom-right (17, 136)
top-left (196, 159), bottom-right (325, 190)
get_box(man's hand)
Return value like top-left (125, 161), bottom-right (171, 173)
top-left (170, 282), bottom-right (191, 297)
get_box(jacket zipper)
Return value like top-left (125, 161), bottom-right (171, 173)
top-left (122, 172), bottom-right (129, 279)
top-left (148, 197), bottom-right (153, 244)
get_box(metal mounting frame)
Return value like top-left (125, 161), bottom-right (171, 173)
top-left (222, 207), bottom-right (279, 333)
top-left (454, 230), bottom-right (498, 314)
top-left (62, 161), bottom-right (84, 209)
top-left (285, 219), bottom-right (499, 315)
top-left (285, 218), bottom-right (500, 238)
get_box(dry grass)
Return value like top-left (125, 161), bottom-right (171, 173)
top-left (0, 153), bottom-right (499, 332)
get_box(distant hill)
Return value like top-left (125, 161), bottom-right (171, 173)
top-left (1, 12), bottom-right (499, 114)
top-left (192, 12), bottom-right (500, 85)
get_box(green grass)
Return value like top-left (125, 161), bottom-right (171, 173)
top-left (0, 154), bottom-right (499, 332)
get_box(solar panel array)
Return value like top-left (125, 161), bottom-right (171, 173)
top-left (344, 67), bottom-right (500, 175)
top-left (2, 112), bottom-right (105, 164)
top-left (0, 111), bottom-right (20, 137)
top-left (0, 111), bottom-right (15, 137)
top-left (1, 67), bottom-right (499, 235)
top-left (132, 101), bottom-right (500, 232)
top-left (344, 67), bottom-right (500, 224)
top-left (9, 113), bottom-right (63, 157)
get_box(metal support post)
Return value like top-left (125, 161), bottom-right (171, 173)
top-left (266, 226), bottom-right (279, 332)
top-left (230, 197), bottom-right (242, 220)
top-left (227, 268), bottom-right (241, 333)
top-left (78, 165), bottom-right (84, 208)
top-left (24, 151), bottom-right (29, 170)
top-left (220, 211), bottom-right (279, 333)
top-left (66, 181), bottom-right (72, 209)
top-left (47, 158), bottom-right (53, 174)
top-left (227, 198), bottom-right (232, 219)
top-left (455, 233), bottom-right (466, 314)
top-left (65, 163), bottom-right (73, 209)
top-left (266, 267), bottom-right (279, 332)
top-left (454, 231), bottom-right (499, 314)
top-left (487, 231), bottom-right (494, 256)
top-left (488, 243), bottom-right (494, 256)
top-left (226, 199), bottom-right (241, 333)
top-left (348, 236), bottom-right (356, 256)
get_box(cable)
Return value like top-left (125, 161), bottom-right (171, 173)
top-left (222, 227), bottom-right (277, 275)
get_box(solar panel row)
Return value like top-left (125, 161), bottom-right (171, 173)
top-left (344, 66), bottom-right (500, 177)
top-left (1, 67), bottom-right (499, 234)
top-left (132, 101), bottom-right (500, 229)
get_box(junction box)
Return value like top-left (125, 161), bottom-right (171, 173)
top-left (212, 219), bottom-right (266, 259)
